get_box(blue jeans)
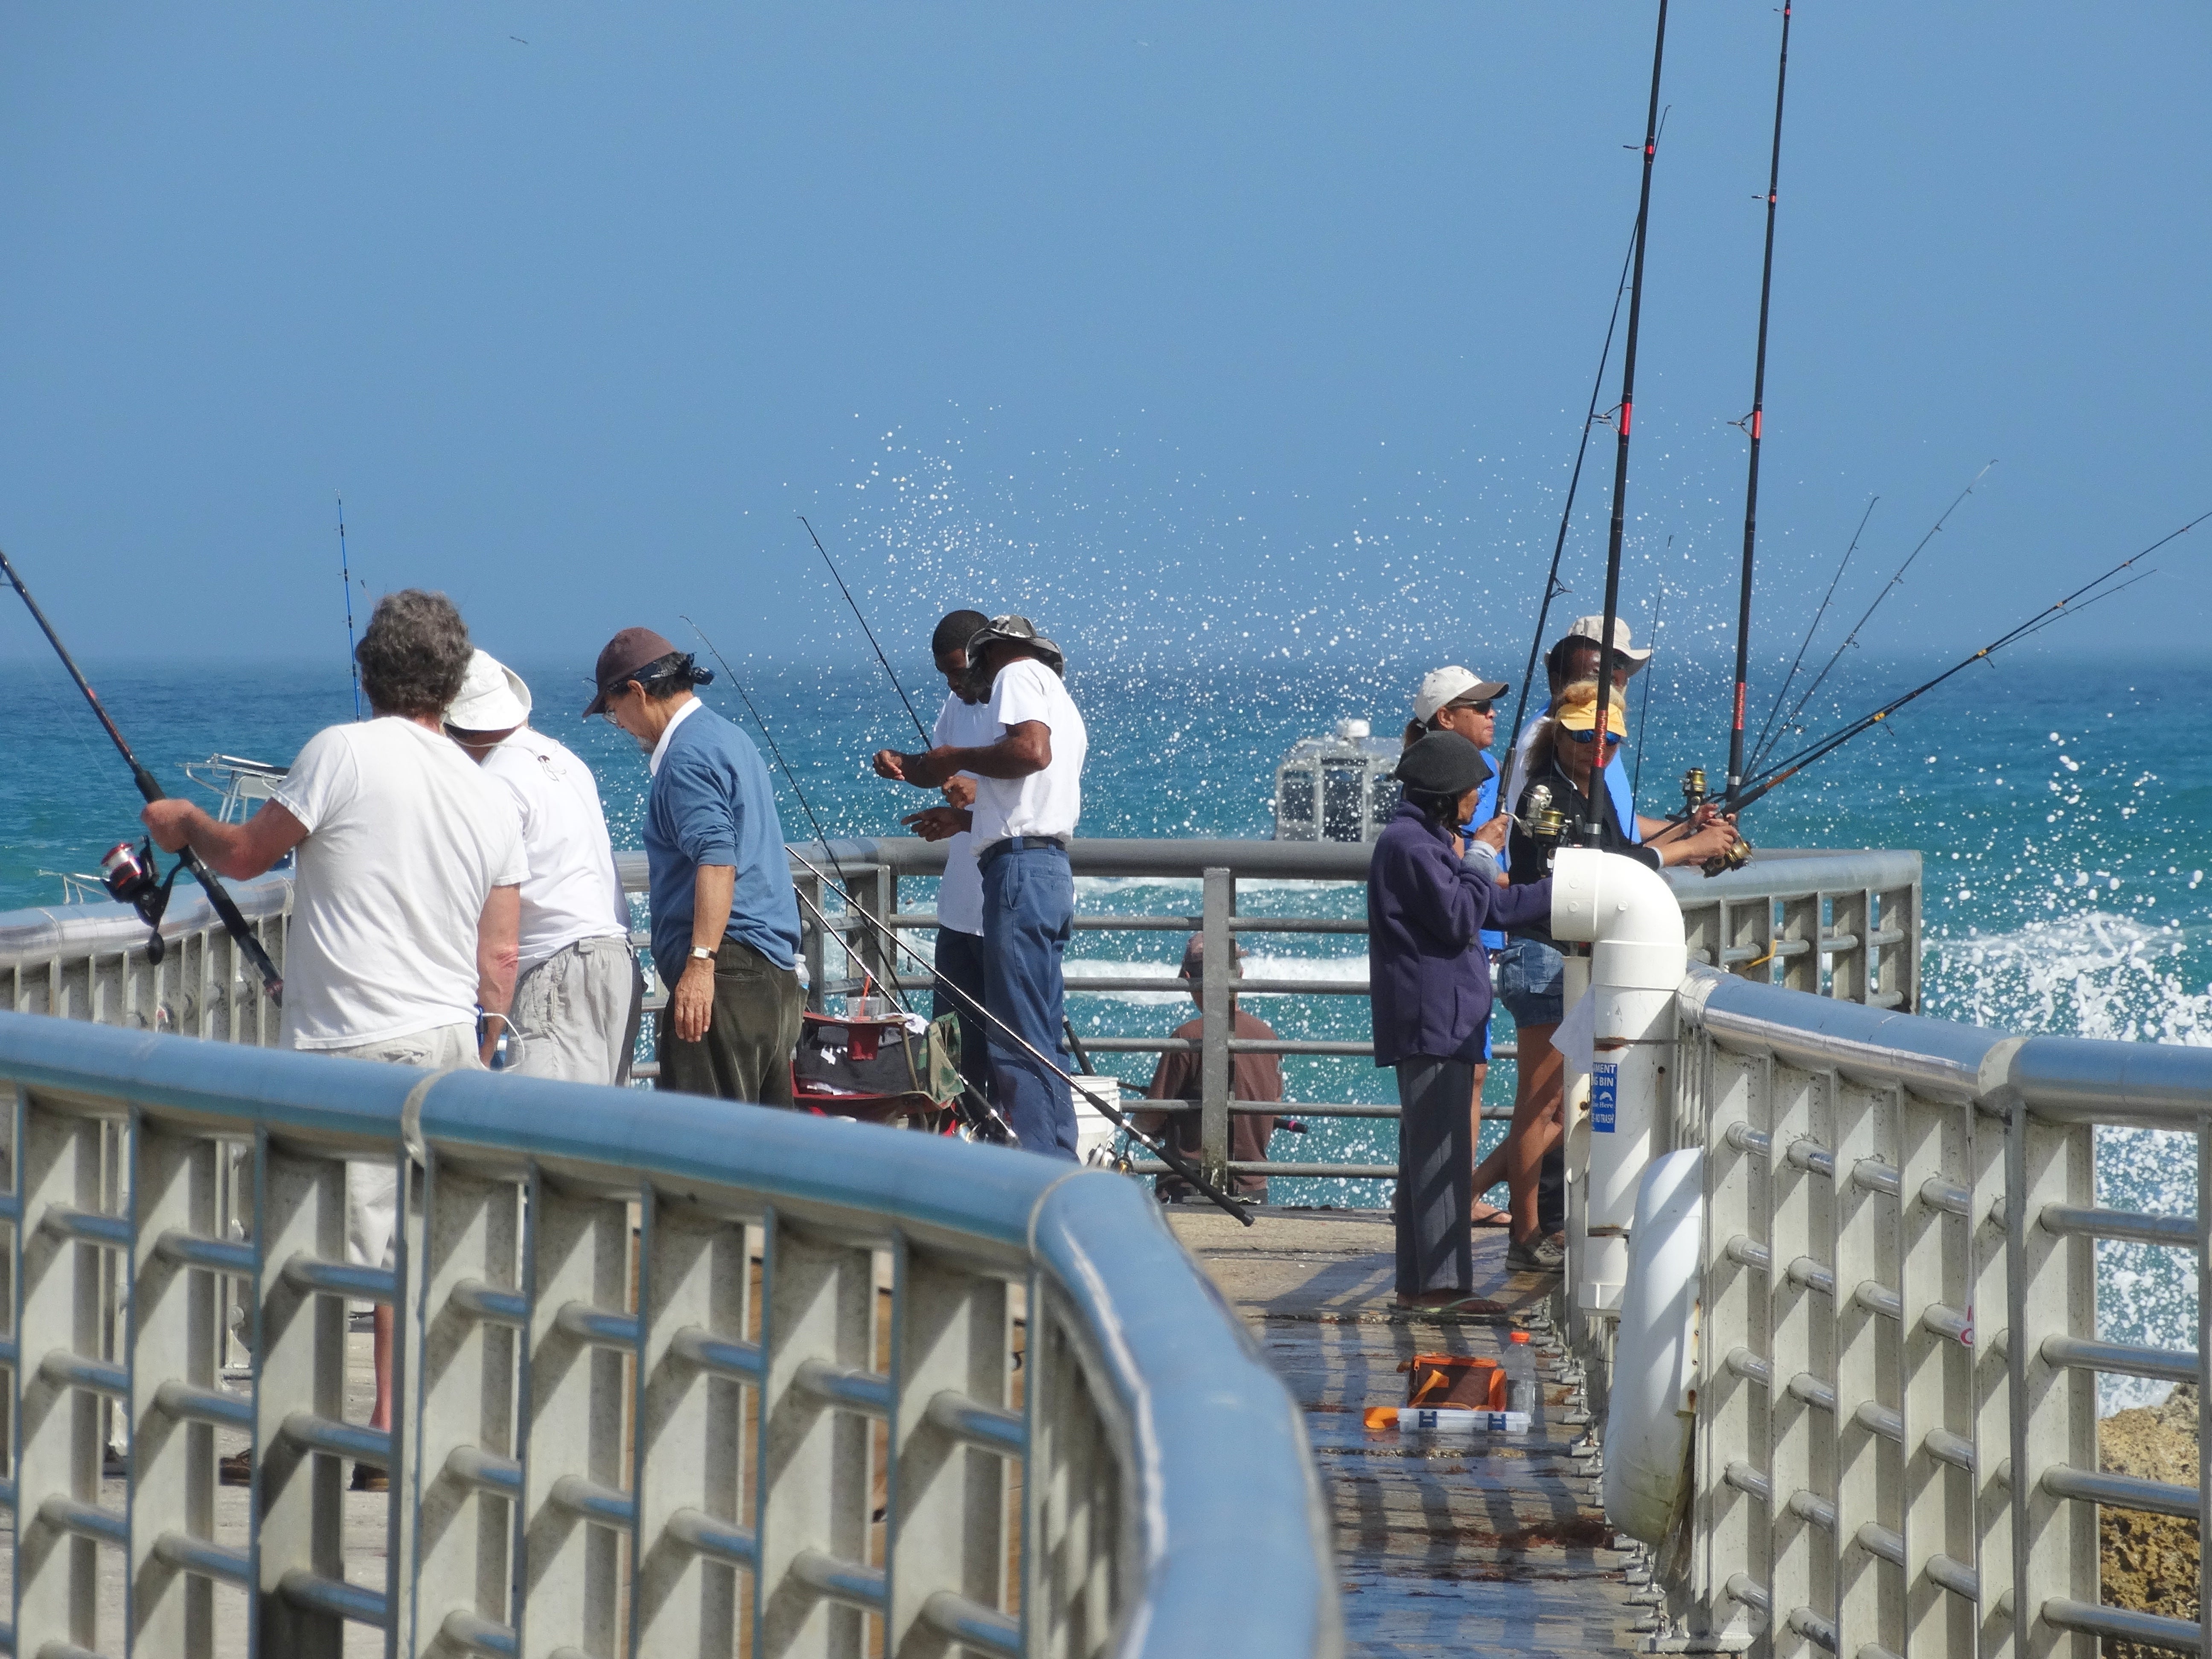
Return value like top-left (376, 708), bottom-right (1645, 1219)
top-left (1495, 935), bottom-right (1566, 1028)
top-left (981, 846), bottom-right (1078, 1161)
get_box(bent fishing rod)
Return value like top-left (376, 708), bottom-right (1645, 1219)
top-left (797, 515), bottom-right (932, 748)
top-left (784, 844), bottom-right (1257, 1227)
top-left (0, 547), bottom-right (284, 1002)
top-left (1705, 512), bottom-right (2206, 821)
top-left (1725, 1), bottom-right (1795, 793)
top-left (1587, 0), bottom-right (1671, 832)
top-left (1750, 461), bottom-right (1994, 774)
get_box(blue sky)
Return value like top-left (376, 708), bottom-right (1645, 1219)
top-left (2, 4), bottom-right (2206, 682)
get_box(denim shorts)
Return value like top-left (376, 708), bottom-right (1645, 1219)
top-left (1495, 935), bottom-right (1566, 1028)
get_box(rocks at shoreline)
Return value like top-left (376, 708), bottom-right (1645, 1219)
top-left (2101, 1383), bottom-right (2198, 1657)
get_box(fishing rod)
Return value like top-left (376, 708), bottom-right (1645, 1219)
top-left (1586, 0), bottom-right (1671, 833)
top-left (1748, 495), bottom-right (1876, 769)
top-left (1750, 461), bottom-right (1994, 773)
top-left (1711, 513), bottom-right (2206, 821)
top-left (684, 618), bottom-right (1015, 1144)
top-left (797, 514), bottom-right (932, 748)
top-left (1503, 214), bottom-right (1641, 762)
top-left (0, 546), bottom-right (284, 1001)
top-left (785, 843), bottom-right (1257, 1226)
top-left (1725, 0), bottom-right (1795, 794)
top-left (336, 493), bottom-right (362, 720)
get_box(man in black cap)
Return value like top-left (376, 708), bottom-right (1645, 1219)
top-left (588, 626), bottom-right (804, 1105)
top-left (872, 614), bottom-right (1088, 1158)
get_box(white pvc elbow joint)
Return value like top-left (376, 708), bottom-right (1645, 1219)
top-left (1549, 847), bottom-right (1688, 1006)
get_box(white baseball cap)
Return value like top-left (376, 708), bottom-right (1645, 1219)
top-left (1413, 666), bottom-right (1510, 725)
top-left (445, 649), bottom-right (533, 732)
top-left (1563, 614), bottom-right (1653, 673)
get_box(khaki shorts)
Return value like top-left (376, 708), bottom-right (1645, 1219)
top-left (308, 1022), bottom-right (481, 1269)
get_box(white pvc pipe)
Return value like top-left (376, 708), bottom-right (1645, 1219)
top-left (1550, 848), bottom-right (1687, 1314)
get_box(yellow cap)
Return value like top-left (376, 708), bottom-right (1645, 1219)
top-left (1552, 678), bottom-right (1629, 735)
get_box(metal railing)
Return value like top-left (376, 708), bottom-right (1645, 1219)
top-left (3, 843), bottom-right (1921, 1190)
top-left (0, 1006), bottom-right (1339, 1657)
top-left (1663, 962), bottom-right (2211, 1659)
top-left (803, 838), bottom-right (1921, 1187)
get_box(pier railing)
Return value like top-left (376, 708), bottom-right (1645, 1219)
top-left (3, 842), bottom-right (1921, 1191)
top-left (800, 838), bottom-right (1921, 1187)
top-left (0, 1006), bottom-right (1339, 1657)
top-left (1661, 963), bottom-right (2210, 1659)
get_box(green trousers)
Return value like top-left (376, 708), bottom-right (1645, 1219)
top-left (655, 937), bottom-right (804, 1107)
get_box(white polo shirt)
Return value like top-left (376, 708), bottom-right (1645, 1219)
top-left (968, 658), bottom-right (1086, 847)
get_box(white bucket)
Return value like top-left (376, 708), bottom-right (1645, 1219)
top-left (1071, 1075), bottom-right (1123, 1167)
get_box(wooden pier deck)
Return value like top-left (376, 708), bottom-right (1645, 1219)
top-left (1165, 1205), bottom-right (1648, 1659)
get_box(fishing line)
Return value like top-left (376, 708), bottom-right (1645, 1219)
top-left (1503, 215), bottom-right (1640, 759)
top-left (1586, 0), bottom-right (1671, 824)
top-left (1725, 0), bottom-right (1796, 792)
top-left (680, 617), bottom-right (886, 987)
top-left (1749, 495), bottom-right (1877, 768)
top-left (783, 841), bottom-right (1255, 1225)
top-left (1722, 512), bottom-right (2205, 815)
top-left (1631, 579), bottom-right (1665, 803)
top-left (1752, 461), bottom-right (1996, 771)
top-left (797, 514), bottom-right (932, 747)
top-left (336, 493), bottom-right (361, 720)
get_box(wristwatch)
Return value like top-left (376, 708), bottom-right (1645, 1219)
top-left (688, 946), bottom-right (715, 962)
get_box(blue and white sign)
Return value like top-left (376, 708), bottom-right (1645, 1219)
top-left (1592, 1060), bottom-right (1618, 1133)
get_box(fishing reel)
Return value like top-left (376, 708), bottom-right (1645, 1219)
top-left (1680, 768), bottom-right (1755, 879)
top-left (1522, 784), bottom-right (1577, 873)
top-left (100, 838), bottom-right (183, 964)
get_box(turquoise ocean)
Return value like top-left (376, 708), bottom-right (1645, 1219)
top-left (3, 650), bottom-right (2205, 1407)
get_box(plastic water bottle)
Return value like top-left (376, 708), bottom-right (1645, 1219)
top-left (1502, 1330), bottom-right (1539, 1417)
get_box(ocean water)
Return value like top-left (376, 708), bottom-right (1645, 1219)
top-left (3, 649), bottom-right (2205, 1406)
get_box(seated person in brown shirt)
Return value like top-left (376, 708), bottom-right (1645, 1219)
top-left (1138, 934), bottom-right (1283, 1202)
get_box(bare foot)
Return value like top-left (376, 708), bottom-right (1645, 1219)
top-left (1470, 1200), bottom-right (1509, 1228)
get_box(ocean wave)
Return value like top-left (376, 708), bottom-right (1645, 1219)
top-left (1924, 909), bottom-right (2212, 1045)
top-left (1927, 910), bottom-right (2212, 1410)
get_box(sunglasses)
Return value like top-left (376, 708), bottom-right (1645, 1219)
top-left (1565, 728), bottom-right (1624, 746)
top-left (1451, 700), bottom-right (1495, 716)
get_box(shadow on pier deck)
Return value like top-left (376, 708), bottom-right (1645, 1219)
top-left (1166, 1206), bottom-right (1649, 1659)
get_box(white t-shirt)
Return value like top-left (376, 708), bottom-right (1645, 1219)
top-left (272, 718), bottom-right (529, 1050)
top-left (480, 728), bottom-right (631, 972)
top-left (969, 658), bottom-right (1086, 846)
top-left (932, 692), bottom-right (1001, 936)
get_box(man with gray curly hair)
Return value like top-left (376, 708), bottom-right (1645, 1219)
top-left (144, 587), bottom-right (527, 1484)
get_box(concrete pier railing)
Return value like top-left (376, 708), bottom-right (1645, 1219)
top-left (0, 1007), bottom-right (1338, 1657)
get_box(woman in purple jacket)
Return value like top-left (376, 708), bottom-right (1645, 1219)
top-left (1369, 731), bottom-right (1554, 1310)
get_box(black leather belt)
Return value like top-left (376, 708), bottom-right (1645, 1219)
top-left (975, 834), bottom-right (1072, 868)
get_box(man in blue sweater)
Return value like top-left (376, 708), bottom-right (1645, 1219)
top-left (588, 627), bottom-right (804, 1105)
